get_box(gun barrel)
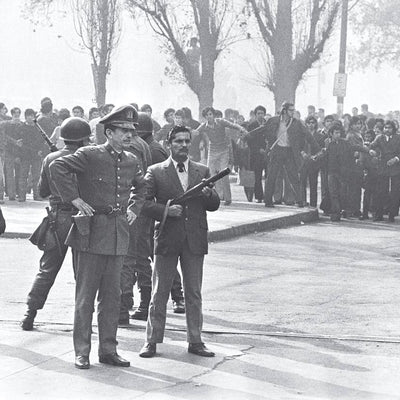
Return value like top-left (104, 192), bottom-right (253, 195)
top-left (34, 118), bottom-right (58, 152)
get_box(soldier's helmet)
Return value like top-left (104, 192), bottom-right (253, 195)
top-left (60, 117), bottom-right (91, 141)
top-left (136, 112), bottom-right (153, 137)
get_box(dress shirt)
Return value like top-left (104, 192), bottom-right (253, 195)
top-left (172, 158), bottom-right (189, 191)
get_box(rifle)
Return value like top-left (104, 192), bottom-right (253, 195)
top-left (171, 167), bottom-right (230, 205)
top-left (33, 118), bottom-right (58, 152)
top-left (158, 167), bottom-right (230, 234)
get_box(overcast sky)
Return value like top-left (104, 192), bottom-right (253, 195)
top-left (1, 0), bottom-right (399, 120)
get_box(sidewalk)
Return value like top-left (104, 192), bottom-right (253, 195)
top-left (0, 178), bottom-right (319, 240)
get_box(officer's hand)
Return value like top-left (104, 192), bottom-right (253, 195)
top-left (72, 198), bottom-right (95, 216)
top-left (168, 205), bottom-right (183, 217)
top-left (127, 209), bottom-right (137, 225)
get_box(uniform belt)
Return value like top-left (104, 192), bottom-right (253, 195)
top-left (93, 205), bottom-right (126, 215)
top-left (51, 204), bottom-right (78, 212)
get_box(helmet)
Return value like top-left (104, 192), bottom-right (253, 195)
top-left (60, 117), bottom-right (91, 141)
top-left (136, 112), bottom-right (153, 137)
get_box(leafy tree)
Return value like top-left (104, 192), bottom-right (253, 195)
top-left (349, 0), bottom-right (400, 71)
top-left (126, 0), bottom-right (243, 115)
top-left (24, 0), bottom-right (121, 107)
top-left (247, 0), bottom-right (340, 111)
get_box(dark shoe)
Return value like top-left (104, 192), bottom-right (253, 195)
top-left (388, 215), bottom-right (395, 223)
top-left (256, 199), bottom-right (263, 203)
top-left (330, 216), bottom-right (341, 222)
top-left (99, 353), bottom-right (130, 367)
top-left (273, 200), bottom-right (282, 205)
top-left (373, 215), bottom-right (383, 222)
top-left (188, 343), bottom-right (215, 357)
top-left (131, 308), bottom-right (148, 321)
top-left (139, 343), bottom-right (156, 358)
top-left (75, 355), bottom-right (90, 369)
top-left (265, 203), bottom-right (275, 208)
top-left (21, 309), bottom-right (37, 331)
top-left (224, 200), bottom-right (232, 206)
top-left (359, 213), bottom-right (369, 220)
top-left (173, 299), bottom-right (185, 314)
top-left (295, 201), bottom-right (305, 208)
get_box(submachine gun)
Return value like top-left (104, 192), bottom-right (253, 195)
top-left (33, 118), bottom-right (58, 153)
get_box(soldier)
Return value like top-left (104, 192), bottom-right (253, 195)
top-left (21, 117), bottom-right (91, 331)
top-left (50, 105), bottom-right (146, 369)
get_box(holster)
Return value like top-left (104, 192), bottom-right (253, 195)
top-left (29, 216), bottom-right (57, 251)
top-left (65, 214), bottom-right (91, 249)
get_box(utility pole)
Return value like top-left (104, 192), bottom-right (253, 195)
top-left (336, 0), bottom-right (348, 117)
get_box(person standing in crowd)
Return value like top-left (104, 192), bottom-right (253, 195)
top-left (155, 108), bottom-right (175, 148)
top-left (50, 105), bottom-right (146, 369)
top-left (94, 103), bottom-right (114, 145)
top-left (140, 104), bottom-right (161, 132)
top-left (183, 107), bottom-right (207, 164)
top-left (37, 97), bottom-right (58, 138)
top-left (72, 105), bottom-right (85, 119)
top-left (369, 120), bottom-right (400, 222)
top-left (1, 107), bottom-right (24, 201)
top-left (247, 105), bottom-right (268, 203)
top-left (324, 122), bottom-right (354, 222)
top-left (20, 117), bottom-right (91, 331)
top-left (50, 108), bottom-right (71, 150)
top-left (0, 103), bottom-right (11, 121)
top-left (255, 102), bottom-right (320, 207)
top-left (301, 116), bottom-right (326, 207)
top-left (139, 125), bottom-right (220, 359)
top-left (18, 109), bottom-right (48, 202)
top-left (346, 116), bottom-right (369, 218)
top-left (194, 106), bottom-right (246, 205)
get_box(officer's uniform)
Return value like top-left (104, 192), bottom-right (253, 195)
top-left (50, 106), bottom-right (146, 360)
top-left (21, 117), bottom-right (91, 331)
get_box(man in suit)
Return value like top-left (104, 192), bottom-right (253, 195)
top-left (50, 105), bottom-right (146, 369)
top-left (139, 125), bottom-right (220, 358)
top-left (247, 102), bottom-right (320, 207)
top-left (369, 120), bottom-right (400, 222)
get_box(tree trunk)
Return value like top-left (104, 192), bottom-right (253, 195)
top-left (272, 78), bottom-right (297, 113)
top-left (96, 67), bottom-right (107, 107)
top-left (196, 56), bottom-right (215, 118)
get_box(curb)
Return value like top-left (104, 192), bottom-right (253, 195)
top-left (208, 208), bottom-right (319, 241)
top-left (2, 209), bottom-right (319, 241)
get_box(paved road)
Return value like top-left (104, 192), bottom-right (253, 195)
top-left (1, 219), bottom-right (400, 399)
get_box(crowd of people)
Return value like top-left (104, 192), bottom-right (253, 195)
top-left (1, 95), bottom-right (399, 368)
top-left (1, 98), bottom-right (398, 223)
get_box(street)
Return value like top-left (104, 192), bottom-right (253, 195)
top-left (1, 218), bottom-right (400, 399)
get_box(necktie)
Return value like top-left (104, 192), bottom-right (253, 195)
top-left (177, 162), bottom-right (185, 172)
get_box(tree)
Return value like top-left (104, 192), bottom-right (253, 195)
top-left (24, 0), bottom-right (121, 107)
top-left (126, 0), bottom-right (242, 115)
top-left (349, 0), bottom-right (400, 71)
top-left (247, 0), bottom-right (339, 111)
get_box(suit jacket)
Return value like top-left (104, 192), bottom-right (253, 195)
top-left (370, 133), bottom-right (400, 176)
top-left (142, 157), bottom-right (220, 256)
top-left (50, 143), bottom-right (146, 255)
top-left (252, 116), bottom-right (320, 170)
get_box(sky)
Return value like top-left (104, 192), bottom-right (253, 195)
top-left (1, 0), bottom-right (399, 121)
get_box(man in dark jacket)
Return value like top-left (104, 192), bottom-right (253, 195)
top-left (139, 125), bottom-right (220, 359)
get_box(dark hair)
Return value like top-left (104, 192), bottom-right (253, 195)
top-left (307, 105), bottom-right (315, 111)
top-left (375, 118), bottom-right (384, 125)
top-left (167, 125), bottom-right (191, 143)
top-left (202, 106), bottom-right (216, 118)
top-left (164, 108), bottom-right (175, 119)
top-left (384, 120), bottom-right (398, 133)
top-left (72, 105), bottom-right (84, 114)
top-left (24, 108), bottom-right (36, 118)
top-left (366, 117), bottom-right (376, 130)
top-left (349, 116), bottom-right (361, 127)
top-left (214, 109), bottom-right (223, 118)
top-left (305, 116), bottom-right (318, 124)
top-left (280, 102), bottom-right (294, 115)
top-left (328, 121), bottom-right (344, 136)
top-left (140, 104), bottom-right (152, 113)
top-left (88, 107), bottom-right (99, 118)
top-left (364, 129), bottom-right (376, 141)
top-left (58, 108), bottom-right (71, 121)
top-left (181, 107), bottom-right (192, 120)
top-left (254, 105), bottom-right (266, 114)
top-left (11, 107), bottom-right (21, 116)
top-left (175, 109), bottom-right (185, 118)
top-left (0, 102), bottom-right (5, 109)
top-left (324, 114), bottom-right (335, 123)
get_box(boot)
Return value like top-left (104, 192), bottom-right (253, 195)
top-left (21, 309), bottom-right (37, 331)
top-left (131, 286), bottom-right (151, 321)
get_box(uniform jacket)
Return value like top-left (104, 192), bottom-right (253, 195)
top-left (50, 143), bottom-right (146, 255)
top-left (142, 157), bottom-right (220, 256)
top-left (369, 133), bottom-right (400, 177)
top-left (255, 116), bottom-right (320, 170)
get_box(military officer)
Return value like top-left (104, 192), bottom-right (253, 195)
top-left (21, 118), bottom-right (91, 331)
top-left (50, 105), bottom-right (146, 369)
